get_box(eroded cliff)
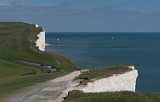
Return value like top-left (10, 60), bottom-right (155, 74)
top-left (79, 66), bottom-right (138, 92)
top-left (35, 24), bottom-right (45, 51)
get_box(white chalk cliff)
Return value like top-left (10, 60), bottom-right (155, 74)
top-left (79, 66), bottom-right (138, 92)
top-left (35, 24), bottom-right (45, 51)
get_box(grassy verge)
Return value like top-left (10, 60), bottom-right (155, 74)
top-left (64, 91), bottom-right (160, 102)
top-left (0, 71), bottom-right (68, 102)
top-left (0, 59), bottom-right (68, 101)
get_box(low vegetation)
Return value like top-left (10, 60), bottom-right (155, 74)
top-left (77, 65), bottom-right (132, 80)
top-left (64, 91), bottom-right (160, 102)
top-left (0, 22), bottom-right (77, 101)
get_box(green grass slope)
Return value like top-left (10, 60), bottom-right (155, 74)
top-left (0, 22), bottom-right (77, 101)
top-left (0, 22), bottom-right (77, 71)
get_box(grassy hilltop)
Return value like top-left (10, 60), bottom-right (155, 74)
top-left (0, 22), bottom-right (77, 101)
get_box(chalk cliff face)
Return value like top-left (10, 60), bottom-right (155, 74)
top-left (35, 24), bottom-right (45, 51)
top-left (80, 66), bottom-right (138, 92)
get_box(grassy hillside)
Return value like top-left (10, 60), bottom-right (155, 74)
top-left (0, 22), bottom-right (77, 101)
top-left (0, 22), bottom-right (77, 71)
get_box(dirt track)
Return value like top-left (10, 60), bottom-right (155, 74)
top-left (9, 71), bottom-right (81, 102)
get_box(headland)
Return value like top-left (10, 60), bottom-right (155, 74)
top-left (0, 22), bottom-right (160, 102)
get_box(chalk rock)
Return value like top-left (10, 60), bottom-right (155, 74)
top-left (35, 24), bottom-right (45, 51)
top-left (80, 66), bottom-right (138, 92)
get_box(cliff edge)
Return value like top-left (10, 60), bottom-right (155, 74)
top-left (77, 65), bottom-right (138, 92)
top-left (35, 24), bottom-right (45, 51)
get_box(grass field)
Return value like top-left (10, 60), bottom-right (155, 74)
top-left (64, 91), bottom-right (160, 102)
top-left (0, 22), bottom-right (77, 101)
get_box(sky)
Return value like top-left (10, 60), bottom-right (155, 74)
top-left (0, 0), bottom-right (160, 32)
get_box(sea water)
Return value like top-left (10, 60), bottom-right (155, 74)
top-left (45, 32), bottom-right (160, 93)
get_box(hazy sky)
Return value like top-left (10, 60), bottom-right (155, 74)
top-left (1, 0), bottom-right (160, 32)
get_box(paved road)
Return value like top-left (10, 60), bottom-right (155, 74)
top-left (10, 71), bottom-right (81, 102)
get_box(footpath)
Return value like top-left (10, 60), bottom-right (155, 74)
top-left (10, 71), bottom-right (81, 102)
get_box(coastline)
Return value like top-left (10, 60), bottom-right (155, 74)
top-left (45, 32), bottom-right (160, 93)
top-left (1, 22), bottom-right (160, 102)
top-left (35, 24), bottom-right (45, 51)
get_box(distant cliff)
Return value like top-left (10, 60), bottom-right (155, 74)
top-left (35, 24), bottom-right (45, 51)
top-left (79, 65), bottom-right (138, 92)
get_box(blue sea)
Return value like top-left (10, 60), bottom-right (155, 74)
top-left (45, 32), bottom-right (160, 93)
